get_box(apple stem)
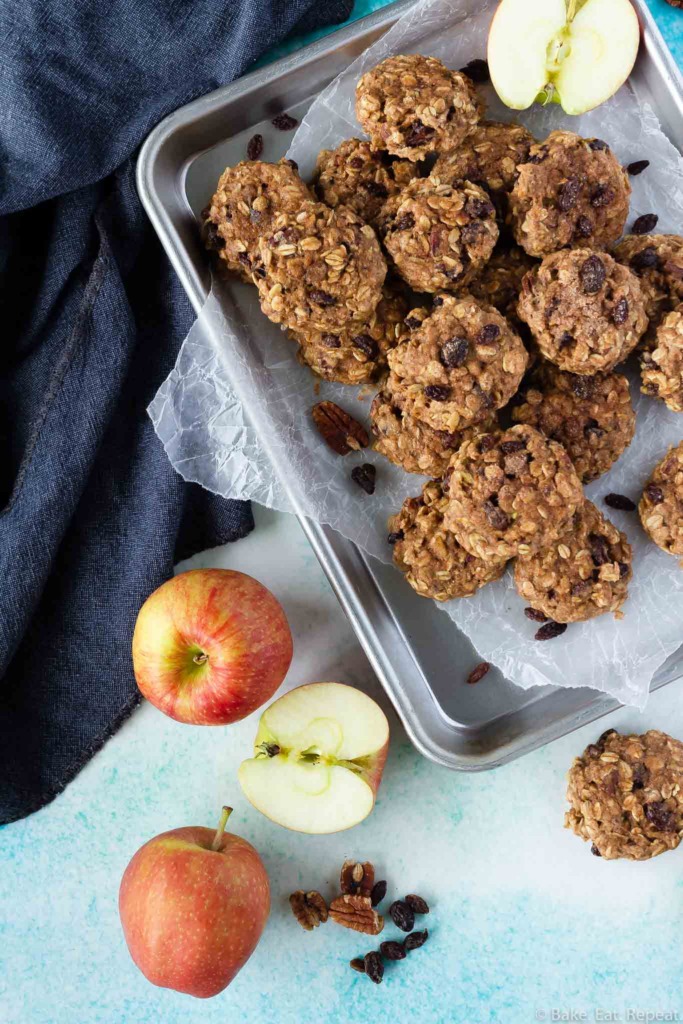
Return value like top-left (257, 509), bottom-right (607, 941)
top-left (566, 0), bottom-right (577, 21)
top-left (193, 652), bottom-right (209, 665)
top-left (211, 806), bottom-right (233, 851)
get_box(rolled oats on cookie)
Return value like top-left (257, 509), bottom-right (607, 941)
top-left (468, 242), bottom-right (536, 331)
top-left (377, 177), bottom-right (498, 294)
top-left (514, 500), bottom-right (632, 623)
top-left (565, 729), bottom-right (683, 860)
top-left (371, 388), bottom-right (498, 478)
top-left (203, 159), bottom-right (312, 282)
top-left (639, 441), bottom-right (683, 559)
top-left (443, 424), bottom-right (584, 562)
top-left (509, 131), bottom-right (630, 257)
top-left (256, 200), bottom-right (386, 333)
top-left (314, 138), bottom-right (418, 228)
top-left (613, 233), bottom-right (683, 329)
top-left (389, 480), bottom-right (507, 601)
top-left (517, 249), bottom-right (647, 375)
top-left (511, 364), bottom-right (636, 483)
top-left (640, 304), bottom-right (683, 411)
top-left (386, 293), bottom-right (528, 433)
top-left (433, 120), bottom-right (535, 198)
top-left (355, 54), bottom-right (482, 162)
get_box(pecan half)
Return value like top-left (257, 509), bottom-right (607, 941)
top-left (289, 890), bottom-right (329, 931)
top-left (329, 894), bottom-right (384, 935)
top-left (312, 401), bottom-right (369, 456)
top-left (340, 859), bottom-right (375, 896)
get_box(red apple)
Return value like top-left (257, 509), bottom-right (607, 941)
top-left (119, 807), bottom-right (270, 998)
top-left (132, 568), bottom-right (293, 725)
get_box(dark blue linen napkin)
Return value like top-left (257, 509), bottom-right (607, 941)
top-left (0, 0), bottom-right (354, 824)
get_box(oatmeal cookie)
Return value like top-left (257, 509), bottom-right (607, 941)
top-left (511, 365), bottom-right (635, 483)
top-left (613, 234), bottom-right (683, 329)
top-left (640, 304), bottom-right (683, 411)
top-left (203, 159), bottom-right (312, 282)
top-left (639, 442), bottom-right (683, 558)
top-left (514, 500), bottom-right (632, 622)
top-left (432, 121), bottom-right (534, 197)
top-left (371, 388), bottom-right (498, 477)
top-left (517, 249), bottom-right (647, 375)
top-left (469, 242), bottom-right (536, 329)
top-left (292, 282), bottom-right (409, 385)
top-left (565, 729), bottom-right (683, 860)
top-left (388, 480), bottom-right (507, 600)
top-left (314, 138), bottom-right (418, 228)
top-left (386, 293), bottom-right (528, 433)
top-left (509, 131), bottom-right (631, 257)
top-left (443, 423), bottom-right (584, 562)
top-left (377, 177), bottom-right (498, 293)
top-left (355, 54), bottom-right (482, 162)
top-left (256, 200), bottom-right (386, 333)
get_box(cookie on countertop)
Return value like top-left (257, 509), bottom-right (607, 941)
top-left (203, 159), bottom-right (312, 282)
top-left (565, 729), bottom-right (683, 860)
top-left (377, 176), bottom-right (499, 294)
top-left (355, 54), bottom-right (482, 162)
top-left (514, 500), bottom-right (632, 623)
top-left (509, 131), bottom-right (631, 257)
top-left (371, 387), bottom-right (498, 478)
top-left (386, 293), bottom-right (528, 433)
top-left (388, 479), bottom-right (507, 601)
top-left (640, 304), bottom-right (683, 411)
top-left (432, 120), bottom-right (535, 197)
top-left (443, 423), bottom-right (584, 562)
top-left (511, 364), bottom-right (636, 483)
top-left (256, 200), bottom-right (386, 333)
top-left (292, 281), bottom-right (409, 385)
top-left (639, 441), bottom-right (683, 559)
top-left (314, 138), bottom-right (419, 228)
top-left (613, 234), bottom-right (683, 330)
top-left (517, 249), bottom-right (648, 375)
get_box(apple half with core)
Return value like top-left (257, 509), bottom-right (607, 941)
top-left (119, 807), bottom-right (270, 998)
top-left (487, 0), bottom-right (640, 115)
top-left (238, 682), bottom-right (390, 834)
top-left (132, 568), bottom-right (293, 725)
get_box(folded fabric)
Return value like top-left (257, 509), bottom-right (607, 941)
top-left (0, 0), bottom-right (354, 824)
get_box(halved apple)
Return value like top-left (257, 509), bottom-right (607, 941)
top-left (238, 682), bottom-right (389, 834)
top-left (487, 0), bottom-right (640, 115)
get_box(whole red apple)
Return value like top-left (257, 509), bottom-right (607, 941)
top-left (132, 568), bottom-right (293, 725)
top-left (119, 807), bottom-right (270, 998)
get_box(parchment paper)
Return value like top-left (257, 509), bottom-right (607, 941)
top-left (150, 0), bottom-right (683, 709)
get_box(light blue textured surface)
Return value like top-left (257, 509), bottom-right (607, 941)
top-left (3, 4), bottom-right (683, 1022)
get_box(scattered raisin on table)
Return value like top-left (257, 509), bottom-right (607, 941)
top-left (351, 464), bottom-right (376, 495)
top-left (604, 493), bottom-right (636, 512)
top-left (363, 951), bottom-right (384, 984)
top-left (272, 112), bottom-right (298, 130)
top-left (404, 929), bottom-right (429, 951)
top-left (389, 900), bottom-right (415, 932)
top-left (632, 213), bottom-right (658, 235)
top-left (459, 58), bottom-right (489, 82)
top-left (466, 662), bottom-right (491, 685)
top-left (350, 958), bottom-right (366, 974)
top-left (371, 880), bottom-right (387, 907)
top-left (535, 621), bottom-right (568, 641)
top-left (405, 894), bottom-right (430, 915)
top-left (380, 940), bottom-right (407, 961)
top-left (524, 607), bottom-right (548, 623)
top-left (627, 159), bottom-right (649, 176)
top-left (246, 133), bottom-right (263, 160)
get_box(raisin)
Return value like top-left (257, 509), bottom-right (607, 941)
top-left (394, 212), bottom-right (415, 231)
top-left (589, 532), bottom-right (611, 566)
top-left (535, 621), bottom-right (567, 641)
top-left (478, 323), bottom-right (501, 344)
top-left (350, 958), bottom-right (366, 974)
top-left (591, 844), bottom-right (602, 857)
top-left (246, 133), bottom-right (263, 160)
top-left (352, 334), bottom-right (378, 359)
top-left (309, 289), bottom-right (336, 307)
top-left (579, 254), bottom-right (606, 293)
top-left (349, 156), bottom-right (364, 169)
top-left (528, 147), bottom-right (548, 165)
top-left (466, 196), bottom-right (495, 219)
top-left (631, 762), bottom-right (648, 789)
top-left (424, 384), bottom-right (452, 401)
top-left (632, 213), bottom-right (659, 235)
top-left (604, 493), bottom-right (636, 512)
top-left (612, 297), bottom-right (629, 325)
top-left (363, 951), bottom-right (384, 984)
top-left (557, 176), bottom-right (581, 212)
top-left (500, 439), bottom-right (526, 455)
top-left (380, 940), bottom-right (407, 961)
top-left (570, 375), bottom-right (594, 400)
top-left (351, 464), bottom-right (376, 495)
top-left (618, 562), bottom-right (629, 578)
top-left (524, 607), bottom-right (548, 623)
top-left (589, 138), bottom-right (609, 151)
top-left (371, 880), bottom-right (387, 906)
top-left (575, 215), bottom-right (593, 238)
top-left (645, 801), bottom-right (676, 832)
top-left (627, 159), bottom-right (649, 176)
top-left (204, 222), bottom-right (224, 250)
top-left (440, 337), bottom-right (469, 368)
top-left (630, 246), bottom-right (658, 272)
top-left (389, 900), bottom-right (415, 932)
top-left (405, 316), bottom-right (423, 330)
top-left (466, 662), bottom-right (491, 685)
top-left (459, 58), bottom-right (489, 82)
top-left (571, 579), bottom-right (593, 597)
top-left (321, 333), bottom-right (341, 349)
top-left (362, 180), bottom-right (389, 199)
top-left (484, 500), bottom-right (510, 531)
top-left (387, 531), bottom-right (403, 546)
top-left (271, 112), bottom-right (298, 130)
top-left (597, 729), bottom-right (617, 747)
top-left (478, 434), bottom-right (497, 453)
top-left (237, 251), bottom-right (252, 267)
top-left (284, 158), bottom-right (298, 171)
top-left (404, 930), bottom-right (429, 951)
top-left (645, 482), bottom-right (664, 504)
top-left (590, 184), bottom-right (615, 207)
top-left (584, 419), bottom-right (604, 440)
top-left (405, 894), bottom-right (430, 914)
top-left (558, 331), bottom-right (574, 350)
top-left (405, 119), bottom-right (435, 147)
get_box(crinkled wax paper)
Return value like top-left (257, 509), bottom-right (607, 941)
top-left (150, 0), bottom-right (683, 708)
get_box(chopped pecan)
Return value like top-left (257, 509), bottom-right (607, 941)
top-left (340, 859), bottom-right (375, 896)
top-left (329, 894), bottom-right (384, 935)
top-left (289, 890), bottom-right (328, 931)
top-left (312, 401), bottom-right (369, 456)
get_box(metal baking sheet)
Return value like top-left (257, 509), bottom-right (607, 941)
top-left (137, 0), bottom-right (683, 770)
